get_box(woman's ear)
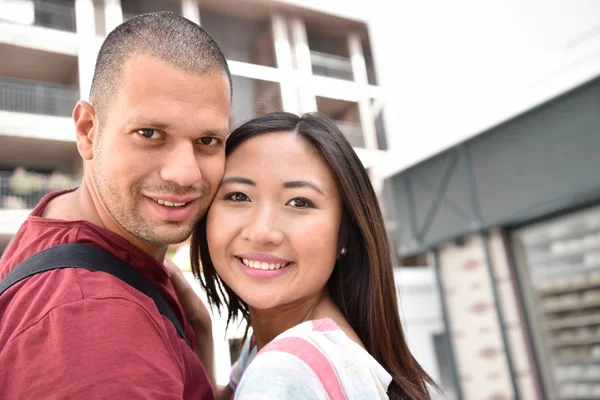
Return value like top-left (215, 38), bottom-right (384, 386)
top-left (337, 211), bottom-right (349, 259)
top-left (73, 100), bottom-right (98, 161)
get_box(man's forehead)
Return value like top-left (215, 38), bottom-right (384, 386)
top-left (121, 53), bottom-right (228, 87)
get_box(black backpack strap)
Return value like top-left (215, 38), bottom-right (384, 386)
top-left (0, 243), bottom-right (189, 346)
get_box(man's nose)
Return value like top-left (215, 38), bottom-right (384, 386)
top-left (159, 142), bottom-right (202, 188)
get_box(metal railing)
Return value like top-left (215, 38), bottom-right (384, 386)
top-left (310, 51), bottom-right (354, 81)
top-left (0, 171), bottom-right (77, 210)
top-left (0, 1), bottom-right (76, 32)
top-left (335, 120), bottom-right (365, 148)
top-left (0, 77), bottom-right (79, 117)
top-left (33, 0), bottom-right (76, 32)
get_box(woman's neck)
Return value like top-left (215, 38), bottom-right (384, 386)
top-left (249, 290), bottom-right (331, 350)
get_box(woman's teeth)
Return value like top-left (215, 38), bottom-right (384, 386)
top-left (241, 258), bottom-right (289, 270)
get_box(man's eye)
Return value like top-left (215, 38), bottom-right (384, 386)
top-left (225, 192), bottom-right (249, 202)
top-left (287, 198), bottom-right (314, 209)
top-left (136, 129), bottom-right (161, 139)
top-left (198, 137), bottom-right (218, 146)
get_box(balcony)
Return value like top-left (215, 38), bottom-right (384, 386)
top-left (31, 0), bottom-right (76, 32)
top-left (0, 0), bottom-right (76, 32)
top-left (121, 0), bottom-right (181, 21)
top-left (0, 77), bottom-right (78, 141)
top-left (0, 170), bottom-right (77, 211)
top-left (0, 77), bottom-right (78, 118)
top-left (316, 96), bottom-right (366, 148)
top-left (0, 1), bottom-right (78, 56)
top-left (0, 169), bottom-right (77, 237)
top-left (310, 50), bottom-right (354, 81)
top-left (0, 207), bottom-right (29, 241)
top-left (230, 76), bottom-right (282, 129)
top-left (335, 121), bottom-right (365, 148)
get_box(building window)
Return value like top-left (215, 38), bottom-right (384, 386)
top-left (199, 10), bottom-right (276, 68)
top-left (316, 96), bottom-right (364, 148)
top-left (306, 28), bottom-right (353, 81)
top-left (231, 76), bottom-right (282, 129)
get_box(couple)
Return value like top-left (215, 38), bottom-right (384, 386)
top-left (0, 12), bottom-right (433, 400)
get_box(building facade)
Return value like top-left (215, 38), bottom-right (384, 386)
top-left (0, 0), bottom-right (388, 248)
top-left (378, 2), bottom-right (600, 399)
top-left (5, 1), bottom-right (598, 398)
top-left (0, 0), bottom-right (418, 391)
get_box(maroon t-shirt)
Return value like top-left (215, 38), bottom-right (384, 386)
top-left (0, 190), bottom-right (213, 399)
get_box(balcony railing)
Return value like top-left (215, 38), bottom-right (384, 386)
top-left (310, 51), bottom-right (354, 81)
top-left (335, 121), bottom-right (365, 148)
top-left (0, 77), bottom-right (79, 117)
top-left (33, 0), bottom-right (76, 32)
top-left (0, 170), bottom-right (77, 210)
top-left (0, 0), bottom-right (76, 32)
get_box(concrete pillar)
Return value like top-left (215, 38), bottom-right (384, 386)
top-left (181, 0), bottom-right (200, 24)
top-left (348, 32), bottom-right (378, 150)
top-left (271, 13), bottom-right (299, 114)
top-left (290, 17), bottom-right (317, 113)
top-left (104, 0), bottom-right (123, 34)
top-left (75, 0), bottom-right (97, 101)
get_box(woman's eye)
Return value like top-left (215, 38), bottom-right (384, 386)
top-left (198, 137), bottom-right (218, 146)
top-left (226, 192), bottom-right (249, 202)
top-left (287, 198), bottom-right (314, 209)
top-left (136, 129), bottom-right (161, 139)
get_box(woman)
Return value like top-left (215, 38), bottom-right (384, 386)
top-left (179, 112), bottom-right (434, 399)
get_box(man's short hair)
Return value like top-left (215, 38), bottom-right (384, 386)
top-left (90, 11), bottom-right (232, 124)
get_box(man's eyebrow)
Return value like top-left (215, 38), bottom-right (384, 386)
top-left (221, 176), bottom-right (256, 186)
top-left (206, 129), bottom-right (228, 139)
top-left (283, 180), bottom-right (325, 196)
top-left (125, 117), bottom-right (228, 138)
top-left (125, 117), bottom-right (171, 130)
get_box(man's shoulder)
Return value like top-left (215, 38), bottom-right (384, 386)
top-left (0, 271), bottom-right (190, 400)
top-left (0, 216), bottom-right (82, 278)
top-left (0, 267), bottom-right (163, 345)
top-left (2, 264), bottom-right (160, 313)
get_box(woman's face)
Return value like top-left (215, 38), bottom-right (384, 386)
top-left (206, 132), bottom-right (343, 312)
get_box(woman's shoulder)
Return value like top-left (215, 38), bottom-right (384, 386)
top-left (236, 318), bottom-right (392, 399)
top-left (273, 318), bottom-right (391, 385)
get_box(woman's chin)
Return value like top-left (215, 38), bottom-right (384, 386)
top-left (244, 296), bottom-right (282, 312)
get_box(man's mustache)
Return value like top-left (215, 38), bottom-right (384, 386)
top-left (139, 184), bottom-right (209, 196)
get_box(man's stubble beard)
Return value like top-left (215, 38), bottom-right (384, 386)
top-left (92, 139), bottom-right (209, 245)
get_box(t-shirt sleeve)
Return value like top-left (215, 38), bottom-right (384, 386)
top-left (229, 335), bottom-right (259, 392)
top-left (0, 297), bottom-right (185, 399)
top-left (234, 350), bottom-right (330, 400)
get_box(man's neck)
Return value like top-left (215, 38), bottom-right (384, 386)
top-left (42, 175), bottom-right (167, 261)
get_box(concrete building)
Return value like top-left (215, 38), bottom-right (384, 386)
top-left (5, 1), bottom-right (599, 398)
top-left (284, 2), bottom-right (600, 399)
top-left (0, 0), bottom-right (413, 392)
top-left (357, 2), bottom-right (600, 400)
top-left (0, 0), bottom-right (388, 248)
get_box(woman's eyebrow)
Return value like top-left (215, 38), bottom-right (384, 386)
top-left (221, 176), bottom-right (256, 186)
top-left (283, 180), bottom-right (325, 196)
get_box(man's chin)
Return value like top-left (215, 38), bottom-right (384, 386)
top-left (135, 223), bottom-right (195, 245)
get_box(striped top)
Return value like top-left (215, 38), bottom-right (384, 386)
top-left (229, 318), bottom-right (392, 399)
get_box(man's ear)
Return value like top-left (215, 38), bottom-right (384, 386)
top-left (73, 100), bottom-right (98, 161)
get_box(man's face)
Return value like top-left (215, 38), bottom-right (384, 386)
top-left (91, 53), bottom-right (230, 245)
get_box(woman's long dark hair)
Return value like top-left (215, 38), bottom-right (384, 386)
top-left (191, 112), bottom-right (435, 399)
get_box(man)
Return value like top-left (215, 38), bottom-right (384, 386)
top-left (0, 12), bottom-right (231, 399)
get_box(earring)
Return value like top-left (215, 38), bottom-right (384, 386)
top-left (340, 247), bottom-right (347, 255)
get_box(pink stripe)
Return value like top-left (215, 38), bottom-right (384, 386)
top-left (312, 318), bottom-right (340, 332)
top-left (260, 337), bottom-right (345, 399)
